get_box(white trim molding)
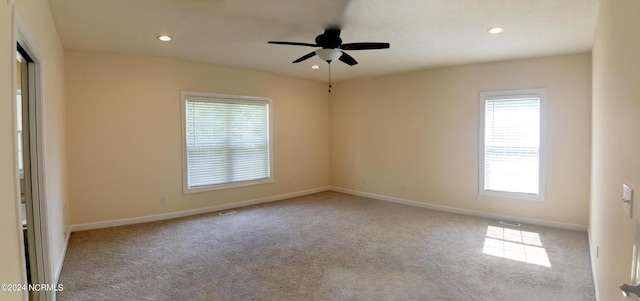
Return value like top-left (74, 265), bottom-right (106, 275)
top-left (587, 228), bottom-right (600, 300)
top-left (478, 88), bottom-right (547, 202)
top-left (51, 226), bottom-right (71, 301)
top-left (16, 12), bottom-right (56, 301)
top-left (70, 187), bottom-right (330, 232)
top-left (69, 186), bottom-right (587, 233)
top-left (55, 227), bottom-right (71, 284)
top-left (331, 187), bottom-right (587, 232)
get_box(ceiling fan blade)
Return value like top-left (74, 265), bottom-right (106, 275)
top-left (292, 51), bottom-right (317, 63)
top-left (339, 51), bottom-right (358, 66)
top-left (268, 41), bottom-right (318, 47)
top-left (341, 42), bottom-right (390, 50)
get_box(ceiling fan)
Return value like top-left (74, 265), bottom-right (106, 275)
top-left (268, 27), bottom-right (390, 66)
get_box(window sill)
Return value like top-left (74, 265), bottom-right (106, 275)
top-left (183, 178), bottom-right (274, 194)
top-left (480, 189), bottom-right (544, 202)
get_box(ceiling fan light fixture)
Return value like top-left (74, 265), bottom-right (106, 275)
top-left (267, 28), bottom-right (390, 92)
top-left (316, 48), bottom-right (342, 62)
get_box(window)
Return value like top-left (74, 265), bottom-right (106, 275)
top-left (16, 89), bottom-right (23, 176)
top-left (181, 92), bottom-right (273, 193)
top-left (479, 89), bottom-right (545, 201)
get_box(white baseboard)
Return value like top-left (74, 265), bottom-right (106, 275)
top-left (69, 187), bottom-right (330, 232)
top-left (587, 228), bottom-right (600, 300)
top-left (54, 226), bottom-right (71, 282)
top-left (53, 226), bottom-right (72, 300)
top-left (331, 186), bottom-right (588, 232)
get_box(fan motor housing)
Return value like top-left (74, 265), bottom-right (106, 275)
top-left (316, 33), bottom-right (342, 48)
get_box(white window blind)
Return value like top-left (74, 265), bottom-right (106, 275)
top-left (480, 90), bottom-right (544, 200)
top-left (182, 92), bottom-right (272, 192)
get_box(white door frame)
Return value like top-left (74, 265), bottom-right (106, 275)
top-left (15, 13), bottom-right (52, 301)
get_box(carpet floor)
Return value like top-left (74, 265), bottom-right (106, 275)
top-left (57, 191), bottom-right (595, 301)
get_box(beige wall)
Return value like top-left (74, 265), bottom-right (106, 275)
top-left (1, 0), bottom-right (68, 300)
top-left (590, 0), bottom-right (640, 299)
top-left (0, 1), bottom-right (26, 300)
top-left (65, 51), bottom-right (330, 225)
top-left (330, 53), bottom-right (592, 227)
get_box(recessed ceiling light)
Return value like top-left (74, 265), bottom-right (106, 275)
top-left (157, 35), bottom-right (172, 42)
top-left (311, 65), bottom-right (320, 69)
top-left (488, 27), bottom-right (504, 34)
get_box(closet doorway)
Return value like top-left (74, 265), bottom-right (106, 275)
top-left (17, 42), bottom-right (48, 301)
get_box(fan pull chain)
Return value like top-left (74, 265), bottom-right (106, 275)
top-left (328, 62), bottom-right (332, 93)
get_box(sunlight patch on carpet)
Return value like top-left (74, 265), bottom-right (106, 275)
top-left (482, 225), bottom-right (551, 267)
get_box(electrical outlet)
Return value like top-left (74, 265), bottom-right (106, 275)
top-left (161, 195), bottom-right (167, 203)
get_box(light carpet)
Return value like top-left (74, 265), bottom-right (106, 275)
top-left (57, 191), bottom-right (595, 301)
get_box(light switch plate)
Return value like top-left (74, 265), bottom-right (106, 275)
top-left (623, 184), bottom-right (634, 219)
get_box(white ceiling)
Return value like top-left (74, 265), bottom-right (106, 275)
top-left (47, 0), bottom-right (599, 83)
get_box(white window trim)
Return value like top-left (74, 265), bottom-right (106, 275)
top-left (181, 91), bottom-right (274, 194)
top-left (478, 89), bottom-right (546, 201)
